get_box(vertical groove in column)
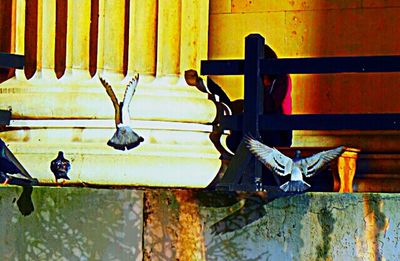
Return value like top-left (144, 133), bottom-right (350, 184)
top-left (122, 0), bottom-right (130, 77)
top-left (35, 0), bottom-right (57, 80)
top-left (0, 0), bottom-right (14, 82)
top-left (64, 0), bottom-right (91, 80)
top-left (95, 0), bottom-right (105, 74)
top-left (180, 0), bottom-right (209, 74)
top-left (97, 0), bottom-right (126, 77)
top-left (24, 0), bottom-right (37, 79)
top-left (55, 0), bottom-right (67, 79)
top-left (89, 0), bottom-right (99, 77)
top-left (156, 0), bottom-right (181, 78)
top-left (127, 0), bottom-right (157, 78)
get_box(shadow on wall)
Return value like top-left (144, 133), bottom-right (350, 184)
top-left (0, 187), bottom-right (143, 260)
top-left (196, 190), bottom-right (310, 260)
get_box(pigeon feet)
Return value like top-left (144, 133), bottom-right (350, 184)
top-left (2, 178), bottom-right (9, 185)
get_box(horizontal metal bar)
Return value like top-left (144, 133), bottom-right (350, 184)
top-left (220, 114), bottom-right (243, 130)
top-left (201, 56), bottom-right (400, 76)
top-left (0, 52), bottom-right (24, 69)
top-left (200, 60), bottom-right (244, 75)
top-left (221, 114), bottom-right (400, 131)
top-left (261, 114), bottom-right (400, 130)
top-left (0, 110), bottom-right (11, 125)
top-left (261, 56), bottom-right (400, 74)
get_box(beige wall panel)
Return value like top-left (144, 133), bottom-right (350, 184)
top-left (210, 0), bottom-right (231, 14)
top-left (362, 0), bottom-right (400, 8)
top-left (285, 8), bottom-right (400, 57)
top-left (209, 6), bottom-right (400, 111)
top-left (286, 8), bottom-right (400, 114)
top-left (231, 0), bottom-right (362, 12)
top-left (209, 12), bottom-right (285, 100)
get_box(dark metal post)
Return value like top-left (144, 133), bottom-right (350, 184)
top-left (0, 53), bottom-right (24, 69)
top-left (243, 34), bottom-right (265, 190)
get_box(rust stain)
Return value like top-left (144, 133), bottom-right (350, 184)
top-left (143, 190), bottom-right (206, 260)
top-left (143, 190), bottom-right (179, 260)
top-left (362, 194), bottom-right (389, 261)
top-left (174, 190), bottom-right (206, 261)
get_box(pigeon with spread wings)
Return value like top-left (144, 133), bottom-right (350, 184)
top-left (99, 74), bottom-right (144, 151)
top-left (245, 137), bottom-right (344, 192)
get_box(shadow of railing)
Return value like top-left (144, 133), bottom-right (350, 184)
top-left (201, 34), bottom-right (400, 192)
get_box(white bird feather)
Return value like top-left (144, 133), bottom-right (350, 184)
top-left (99, 73), bottom-right (143, 150)
top-left (245, 136), bottom-right (344, 192)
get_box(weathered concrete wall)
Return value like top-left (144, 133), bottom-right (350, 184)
top-left (2, 187), bottom-right (400, 260)
top-left (144, 190), bottom-right (400, 260)
top-left (0, 186), bottom-right (143, 260)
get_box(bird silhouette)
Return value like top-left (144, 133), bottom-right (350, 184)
top-left (0, 139), bottom-right (37, 186)
top-left (245, 137), bottom-right (344, 192)
top-left (50, 151), bottom-right (71, 185)
top-left (99, 74), bottom-right (144, 150)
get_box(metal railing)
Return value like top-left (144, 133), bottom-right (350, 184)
top-left (201, 34), bottom-right (400, 191)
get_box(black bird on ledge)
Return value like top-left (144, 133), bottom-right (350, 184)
top-left (50, 151), bottom-right (71, 186)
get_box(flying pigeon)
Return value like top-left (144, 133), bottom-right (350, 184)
top-left (0, 139), bottom-right (37, 186)
top-left (245, 137), bottom-right (344, 192)
top-left (99, 74), bottom-right (144, 150)
top-left (50, 151), bottom-right (71, 185)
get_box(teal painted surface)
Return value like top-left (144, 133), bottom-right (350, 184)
top-left (0, 186), bottom-right (143, 260)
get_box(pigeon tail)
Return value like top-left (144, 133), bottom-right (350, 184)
top-left (107, 125), bottom-right (144, 151)
top-left (280, 180), bottom-right (311, 192)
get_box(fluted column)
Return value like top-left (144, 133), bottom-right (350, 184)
top-left (0, 0), bottom-right (220, 188)
top-left (156, 0), bottom-right (181, 78)
top-left (63, 0), bottom-right (91, 80)
top-left (35, 0), bottom-right (57, 80)
top-left (127, 0), bottom-right (157, 79)
top-left (97, 0), bottom-right (125, 79)
top-left (180, 0), bottom-right (209, 73)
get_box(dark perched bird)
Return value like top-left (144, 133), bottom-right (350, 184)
top-left (0, 139), bottom-right (37, 185)
top-left (245, 137), bottom-right (344, 192)
top-left (99, 73), bottom-right (144, 150)
top-left (50, 151), bottom-right (71, 185)
top-left (184, 69), bottom-right (235, 160)
top-left (184, 69), bottom-right (232, 106)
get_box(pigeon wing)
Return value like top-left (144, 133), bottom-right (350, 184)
top-left (245, 137), bottom-right (293, 176)
top-left (299, 146), bottom-right (345, 177)
top-left (99, 76), bottom-right (121, 126)
top-left (121, 73), bottom-right (139, 125)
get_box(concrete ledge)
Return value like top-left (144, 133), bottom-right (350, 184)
top-left (2, 187), bottom-right (399, 260)
top-left (0, 186), bottom-right (143, 260)
top-left (143, 190), bottom-right (400, 260)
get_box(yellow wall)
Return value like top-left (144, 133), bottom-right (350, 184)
top-left (209, 0), bottom-right (400, 115)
